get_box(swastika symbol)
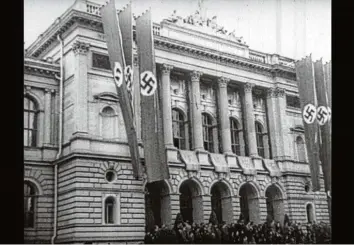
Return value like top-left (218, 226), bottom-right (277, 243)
top-left (140, 71), bottom-right (157, 96)
top-left (317, 106), bottom-right (329, 125)
top-left (302, 104), bottom-right (316, 124)
top-left (125, 66), bottom-right (133, 92)
top-left (113, 62), bottom-right (123, 87)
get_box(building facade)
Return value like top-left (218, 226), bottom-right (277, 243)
top-left (24, 0), bottom-right (329, 243)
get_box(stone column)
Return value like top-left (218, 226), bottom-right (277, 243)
top-left (161, 64), bottom-right (174, 148)
top-left (243, 83), bottom-right (258, 157)
top-left (72, 41), bottom-right (90, 135)
top-left (190, 71), bottom-right (204, 150)
top-left (266, 88), bottom-right (280, 159)
top-left (217, 77), bottom-right (232, 154)
top-left (44, 89), bottom-right (52, 146)
top-left (275, 88), bottom-right (291, 160)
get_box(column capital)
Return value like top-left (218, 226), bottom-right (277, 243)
top-left (44, 88), bottom-right (51, 94)
top-left (266, 87), bottom-right (277, 98)
top-left (244, 82), bottom-right (255, 93)
top-left (72, 41), bottom-right (90, 55)
top-left (190, 70), bottom-right (203, 82)
top-left (161, 64), bottom-right (174, 74)
top-left (275, 87), bottom-right (286, 98)
top-left (217, 77), bottom-right (230, 88)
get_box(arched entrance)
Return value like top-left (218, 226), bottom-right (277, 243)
top-left (179, 179), bottom-right (204, 224)
top-left (211, 181), bottom-right (233, 224)
top-left (145, 181), bottom-right (171, 231)
top-left (239, 183), bottom-right (260, 224)
top-left (265, 185), bottom-right (285, 224)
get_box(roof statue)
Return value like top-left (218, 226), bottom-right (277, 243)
top-left (167, 9), bottom-right (245, 44)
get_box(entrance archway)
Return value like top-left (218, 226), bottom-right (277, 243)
top-left (265, 184), bottom-right (285, 224)
top-left (145, 181), bottom-right (171, 231)
top-left (239, 182), bottom-right (260, 224)
top-left (210, 181), bottom-right (233, 224)
top-left (179, 179), bottom-right (204, 224)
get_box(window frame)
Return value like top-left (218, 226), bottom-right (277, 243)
top-left (202, 113), bottom-right (214, 153)
top-left (230, 118), bottom-right (242, 155)
top-left (24, 181), bottom-right (37, 229)
top-left (296, 136), bottom-right (307, 162)
top-left (102, 194), bottom-right (120, 225)
top-left (99, 106), bottom-right (117, 140)
top-left (24, 96), bottom-right (39, 147)
top-left (255, 121), bottom-right (265, 158)
top-left (172, 108), bottom-right (186, 150)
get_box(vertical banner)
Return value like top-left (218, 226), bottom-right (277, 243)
top-left (101, 0), bottom-right (141, 179)
top-left (118, 3), bottom-right (134, 103)
top-left (313, 60), bottom-right (331, 193)
top-left (295, 56), bottom-right (320, 191)
top-left (136, 9), bottom-right (170, 182)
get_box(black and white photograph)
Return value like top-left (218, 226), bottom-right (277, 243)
top-left (23, 0), bottom-right (334, 243)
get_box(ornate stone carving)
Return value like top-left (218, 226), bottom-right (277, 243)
top-left (276, 87), bottom-right (286, 98)
top-left (133, 55), bottom-right (139, 67)
top-left (161, 64), bottom-right (174, 74)
top-left (72, 41), bottom-right (90, 55)
top-left (244, 82), bottom-right (255, 93)
top-left (266, 87), bottom-right (277, 98)
top-left (190, 70), bottom-right (203, 82)
top-left (217, 77), bottom-right (230, 88)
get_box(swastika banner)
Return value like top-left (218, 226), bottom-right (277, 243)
top-left (314, 59), bottom-right (331, 193)
top-left (295, 55), bottom-right (321, 191)
top-left (101, 0), bottom-right (141, 179)
top-left (136, 9), bottom-right (170, 183)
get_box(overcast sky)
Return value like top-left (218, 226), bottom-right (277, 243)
top-left (24, 0), bottom-right (331, 61)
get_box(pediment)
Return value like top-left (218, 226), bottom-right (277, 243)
top-left (94, 92), bottom-right (119, 102)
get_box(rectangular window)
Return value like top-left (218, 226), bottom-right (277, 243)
top-left (92, 53), bottom-right (111, 70)
top-left (106, 203), bottom-right (114, 224)
top-left (286, 95), bottom-right (301, 108)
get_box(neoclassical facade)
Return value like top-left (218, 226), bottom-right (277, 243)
top-left (24, 0), bottom-right (329, 243)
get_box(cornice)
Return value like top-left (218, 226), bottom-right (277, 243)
top-left (24, 58), bottom-right (60, 78)
top-left (25, 8), bottom-right (296, 82)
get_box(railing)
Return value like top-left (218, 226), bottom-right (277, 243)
top-left (249, 52), bottom-right (266, 63)
top-left (153, 23), bottom-right (161, 36)
top-left (279, 57), bottom-right (295, 68)
top-left (86, 1), bottom-right (101, 16)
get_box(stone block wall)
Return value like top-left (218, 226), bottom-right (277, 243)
top-left (56, 158), bottom-right (145, 243)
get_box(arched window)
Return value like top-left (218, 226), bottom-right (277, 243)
top-left (104, 196), bottom-right (116, 224)
top-left (230, 118), bottom-right (242, 155)
top-left (255, 122), bottom-right (265, 158)
top-left (172, 109), bottom-right (186, 149)
top-left (101, 106), bottom-right (116, 139)
top-left (24, 97), bottom-right (38, 147)
top-left (24, 181), bottom-right (37, 228)
top-left (296, 136), bottom-right (306, 162)
top-left (202, 113), bottom-right (214, 152)
top-left (306, 203), bottom-right (315, 223)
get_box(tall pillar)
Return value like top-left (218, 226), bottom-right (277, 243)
top-left (190, 71), bottom-right (204, 150)
top-left (217, 77), bottom-right (232, 154)
top-left (72, 41), bottom-right (90, 135)
top-left (266, 88), bottom-right (281, 159)
top-left (161, 64), bottom-right (174, 148)
top-left (44, 89), bottom-right (52, 146)
top-left (275, 88), bottom-right (291, 160)
top-left (243, 82), bottom-right (258, 157)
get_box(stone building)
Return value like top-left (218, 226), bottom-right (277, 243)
top-left (24, 0), bottom-right (329, 243)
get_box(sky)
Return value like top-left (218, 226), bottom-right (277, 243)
top-left (24, 0), bottom-right (331, 62)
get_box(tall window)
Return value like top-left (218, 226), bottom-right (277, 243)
top-left (296, 136), bottom-right (306, 162)
top-left (172, 109), bottom-right (185, 149)
top-left (306, 203), bottom-right (315, 223)
top-left (202, 113), bottom-right (214, 152)
top-left (101, 106), bottom-right (116, 139)
top-left (255, 122), bottom-right (264, 158)
top-left (230, 118), bottom-right (241, 155)
top-left (24, 97), bottom-right (38, 147)
top-left (105, 197), bottom-right (116, 224)
top-left (24, 181), bottom-right (36, 228)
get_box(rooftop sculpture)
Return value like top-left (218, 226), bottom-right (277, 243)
top-left (167, 9), bottom-right (245, 44)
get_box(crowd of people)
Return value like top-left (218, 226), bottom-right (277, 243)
top-left (144, 213), bottom-right (331, 244)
